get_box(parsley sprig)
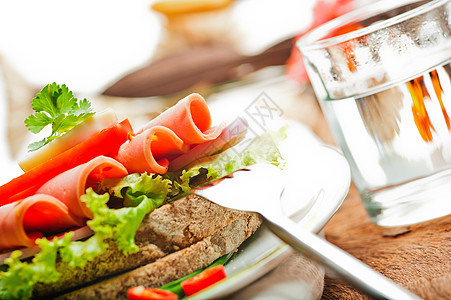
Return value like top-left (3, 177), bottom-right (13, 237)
top-left (24, 83), bottom-right (94, 151)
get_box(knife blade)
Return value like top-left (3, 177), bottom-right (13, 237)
top-left (102, 38), bottom-right (293, 98)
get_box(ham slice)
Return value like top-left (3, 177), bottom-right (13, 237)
top-left (36, 156), bottom-right (128, 219)
top-left (116, 126), bottom-right (188, 174)
top-left (117, 93), bottom-right (226, 174)
top-left (138, 93), bottom-right (225, 144)
top-left (169, 117), bottom-right (249, 171)
top-left (0, 195), bottom-right (83, 251)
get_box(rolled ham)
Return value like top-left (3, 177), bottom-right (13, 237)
top-left (36, 156), bottom-right (128, 219)
top-left (169, 117), bottom-right (249, 171)
top-left (116, 126), bottom-right (188, 174)
top-left (117, 93), bottom-right (226, 174)
top-left (138, 93), bottom-right (225, 144)
top-left (0, 195), bottom-right (83, 251)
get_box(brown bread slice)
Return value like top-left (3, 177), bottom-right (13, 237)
top-left (32, 195), bottom-right (261, 298)
top-left (58, 211), bottom-right (261, 300)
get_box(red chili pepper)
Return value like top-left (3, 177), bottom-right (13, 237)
top-left (127, 286), bottom-right (178, 300)
top-left (0, 119), bottom-right (134, 206)
top-left (180, 265), bottom-right (227, 296)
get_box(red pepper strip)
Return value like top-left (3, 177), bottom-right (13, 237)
top-left (127, 286), bottom-right (178, 300)
top-left (0, 119), bottom-right (133, 206)
top-left (180, 265), bottom-right (227, 296)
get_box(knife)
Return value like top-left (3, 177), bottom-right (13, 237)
top-left (194, 163), bottom-right (420, 300)
top-left (102, 38), bottom-right (294, 98)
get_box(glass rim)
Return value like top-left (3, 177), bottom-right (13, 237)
top-left (297, 0), bottom-right (449, 52)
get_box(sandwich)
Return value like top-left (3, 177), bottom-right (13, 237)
top-left (0, 83), bottom-right (284, 299)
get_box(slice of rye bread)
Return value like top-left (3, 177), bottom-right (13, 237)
top-left (57, 209), bottom-right (262, 300)
top-left (32, 195), bottom-right (261, 298)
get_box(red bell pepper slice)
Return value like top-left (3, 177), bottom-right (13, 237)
top-left (0, 119), bottom-right (133, 206)
top-left (127, 286), bottom-right (178, 300)
top-left (180, 265), bottom-right (227, 296)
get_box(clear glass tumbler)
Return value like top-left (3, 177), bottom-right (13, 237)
top-left (298, 0), bottom-right (451, 226)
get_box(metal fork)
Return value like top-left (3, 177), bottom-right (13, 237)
top-left (194, 164), bottom-right (420, 300)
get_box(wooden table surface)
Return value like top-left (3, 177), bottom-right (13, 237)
top-left (321, 185), bottom-right (451, 300)
top-left (300, 86), bottom-right (451, 300)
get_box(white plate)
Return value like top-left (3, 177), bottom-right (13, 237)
top-left (189, 122), bottom-right (351, 299)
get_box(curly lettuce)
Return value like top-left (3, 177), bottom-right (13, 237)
top-left (0, 235), bottom-right (71, 300)
top-left (175, 127), bottom-right (286, 192)
top-left (0, 188), bottom-right (158, 299)
top-left (106, 173), bottom-right (171, 208)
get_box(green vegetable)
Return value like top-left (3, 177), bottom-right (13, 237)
top-left (159, 252), bottom-right (234, 298)
top-left (105, 173), bottom-right (171, 208)
top-left (107, 129), bottom-right (285, 202)
top-left (81, 188), bottom-right (156, 254)
top-left (0, 188), bottom-right (157, 298)
top-left (0, 235), bottom-right (71, 300)
top-left (24, 83), bottom-right (94, 151)
top-left (175, 128), bottom-right (286, 192)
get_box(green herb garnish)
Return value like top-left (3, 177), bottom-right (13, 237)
top-left (24, 83), bottom-right (94, 151)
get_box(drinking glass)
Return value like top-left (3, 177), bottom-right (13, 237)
top-left (298, 0), bottom-right (451, 226)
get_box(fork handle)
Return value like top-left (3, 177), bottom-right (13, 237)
top-left (264, 215), bottom-right (420, 300)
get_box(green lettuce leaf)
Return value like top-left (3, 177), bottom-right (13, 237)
top-left (81, 188), bottom-right (155, 255)
top-left (174, 128), bottom-right (286, 193)
top-left (0, 235), bottom-right (71, 300)
top-left (59, 233), bottom-right (108, 268)
top-left (0, 188), bottom-right (157, 298)
top-left (106, 173), bottom-right (171, 208)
